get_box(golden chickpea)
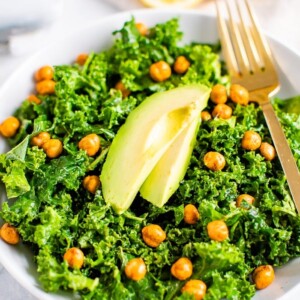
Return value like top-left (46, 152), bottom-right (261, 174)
top-left (207, 220), bottom-right (229, 242)
top-left (76, 53), bottom-right (89, 66)
top-left (173, 56), bottom-right (190, 74)
top-left (201, 111), bottom-right (211, 122)
top-left (34, 65), bottom-right (54, 81)
top-left (203, 151), bottom-right (226, 171)
top-left (149, 61), bottom-right (172, 82)
top-left (30, 132), bottom-right (51, 148)
top-left (252, 265), bottom-right (275, 290)
top-left (230, 84), bottom-right (249, 106)
top-left (115, 81), bottom-right (131, 98)
top-left (0, 116), bottom-right (20, 138)
top-left (83, 175), bottom-right (100, 194)
top-left (124, 258), bottom-right (147, 281)
top-left (142, 224), bottom-right (166, 248)
top-left (260, 142), bottom-right (276, 161)
top-left (241, 130), bottom-right (262, 151)
top-left (0, 223), bottom-right (20, 245)
top-left (184, 204), bottom-right (200, 225)
top-left (212, 103), bottom-right (232, 119)
top-left (27, 94), bottom-right (41, 105)
top-left (78, 133), bottom-right (101, 157)
top-left (171, 257), bottom-right (193, 281)
top-left (63, 247), bottom-right (84, 269)
top-left (181, 279), bottom-right (207, 300)
top-left (210, 84), bottom-right (227, 104)
top-left (135, 22), bottom-right (148, 36)
top-left (36, 79), bottom-right (56, 95)
top-left (236, 194), bottom-right (255, 208)
top-left (42, 139), bottom-right (63, 158)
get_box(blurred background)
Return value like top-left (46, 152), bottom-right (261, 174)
top-left (1, 0), bottom-right (300, 299)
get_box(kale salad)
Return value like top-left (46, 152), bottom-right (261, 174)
top-left (1, 17), bottom-right (300, 300)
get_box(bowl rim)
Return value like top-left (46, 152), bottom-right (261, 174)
top-left (1, 8), bottom-right (300, 300)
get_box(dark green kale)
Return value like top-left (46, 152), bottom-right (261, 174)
top-left (1, 17), bottom-right (300, 300)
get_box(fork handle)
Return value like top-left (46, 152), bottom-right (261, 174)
top-left (260, 100), bottom-right (300, 211)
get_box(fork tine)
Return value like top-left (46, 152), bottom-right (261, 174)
top-left (234, 0), bottom-right (262, 72)
top-left (244, 0), bottom-right (276, 70)
top-left (216, 0), bottom-right (277, 76)
top-left (215, 0), bottom-right (239, 77)
top-left (225, 0), bottom-right (251, 75)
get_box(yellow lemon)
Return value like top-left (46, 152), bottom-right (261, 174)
top-left (139, 0), bottom-right (203, 9)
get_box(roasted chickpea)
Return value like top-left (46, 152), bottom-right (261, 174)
top-left (230, 84), bottom-right (249, 106)
top-left (83, 175), bottom-right (100, 194)
top-left (135, 22), bottom-right (148, 36)
top-left (181, 279), bottom-right (207, 300)
top-left (34, 65), bottom-right (54, 81)
top-left (78, 133), bottom-right (101, 156)
top-left (76, 53), bottom-right (89, 65)
top-left (142, 224), bottom-right (166, 248)
top-left (207, 220), bottom-right (229, 242)
top-left (0, 223), bottom-right (20, 245)
top-left (184, 204), bottom-right (200, 225)
top-left (36, 79), bottom-right (55, 95)
top-left (0, 116), bottom-right (20, 138)
top-left (115, 81), bottom-right (131, 98)
top-left (30, 132), bottom-right (51, 148)
top-left (149, 61), bottom-right (172, 82)
top-left (203, 151), bottom-right (226, 171)
top-left (212, 103), bottom-right (232, 119)
top-left (260, 142), bottom-right (276, 161)
top-left (27, 94), bottom-right (41, 105)
top-left (201, 111), bottom-right (211, 122)
top-left (210, 84), bottom-right (227, 104)
top-left (42, 139), bottom-right (63, 158)
top-left (236, 194), bottom-right (255, 208)
top-left (173, 56), bottom-right (190, 74)
top-left (63, 247), bottom-right (84, 269)
top-left (241, 130), bottom-right (262, 151)
top-left (125, 258), bottom-right (147, 281)
top-left (253, 265), bottom-right (275, 290)
top-left (171, 257), bottom-right (193, 281)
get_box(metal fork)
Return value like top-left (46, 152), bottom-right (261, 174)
top-left (215, 0), bottom-right (300, 212)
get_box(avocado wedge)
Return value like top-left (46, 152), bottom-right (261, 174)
top-left (139, 115), bottom-right (201, 207)
top-left (100, 84), bottom-right (211, 214)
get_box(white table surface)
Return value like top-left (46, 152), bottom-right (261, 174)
top-left (0, 0), bottom-right (300, 299)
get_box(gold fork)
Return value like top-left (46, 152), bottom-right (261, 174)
top-left (215, 0), bottom-right (300, 212)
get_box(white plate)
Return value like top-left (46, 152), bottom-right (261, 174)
top-left (1, 9), bottom-right (300, 300)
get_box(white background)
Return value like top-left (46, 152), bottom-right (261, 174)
top-left (1, 0), bottom-right (300, 299)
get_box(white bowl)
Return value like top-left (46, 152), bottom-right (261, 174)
top-left (1, 9), bottom-right (300, 300)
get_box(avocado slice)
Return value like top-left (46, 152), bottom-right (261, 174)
top-left (139, 115), bottom-right (201, 207)
top-left (100, 84), bottom-right (211, 214)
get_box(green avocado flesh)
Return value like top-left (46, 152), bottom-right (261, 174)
top-left (100, 84), bottom-right (211, 214)
top-left (139, 116), bottom-right (201, 207)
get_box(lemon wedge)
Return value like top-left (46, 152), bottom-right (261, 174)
top-left (139, 0), bottom-right (203, 8)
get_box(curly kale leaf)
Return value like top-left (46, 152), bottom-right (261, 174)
top-left (37, 246), bottom-right (99, 293)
